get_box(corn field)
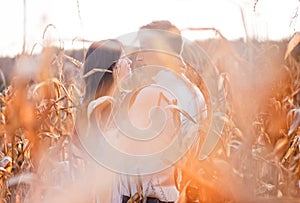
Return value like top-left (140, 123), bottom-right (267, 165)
top-left (0, 29), bottom-right (300, 203)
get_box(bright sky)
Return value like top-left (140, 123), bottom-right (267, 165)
top-left (0, 0), bottom-right (299, 57)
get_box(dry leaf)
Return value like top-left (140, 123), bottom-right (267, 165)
top-left (284, 32), bottom-right (300, 60)
top-left (0, 156), bottom-right (12, 169)
top-left (82, 68), bottom-right (112, 78)
top-left (288, 108), bottom-right (300, 136)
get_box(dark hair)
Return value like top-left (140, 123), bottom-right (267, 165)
top-left (139, 20), bottom-right (181, 34)
top-left (83, 39), bottom-right (123, 102)
top-left (138, 20), bottom-right (182, 54)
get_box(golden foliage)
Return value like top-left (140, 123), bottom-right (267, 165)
top-left (0, 33), bottom-right (300, 202)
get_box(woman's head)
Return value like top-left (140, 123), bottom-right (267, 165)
top-left (83, 39), bottom-right (123, 102)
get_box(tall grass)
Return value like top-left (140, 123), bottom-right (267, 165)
top-left (0, 32), bottom-right (300, 202)
top-left (0, 45), bottom-right (86, 202)
top-left (175, 33), bottom-right (300, 202)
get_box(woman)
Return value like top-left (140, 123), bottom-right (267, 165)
top-left (81, 39), bottom-right (132, 203)
top-left (82, 38), bottom-right (181, 203)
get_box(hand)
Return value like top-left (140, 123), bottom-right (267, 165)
top-left (116, 57), bottom-right (132, 79)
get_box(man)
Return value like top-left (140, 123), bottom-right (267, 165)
top-left (116, 20), bottom-right (209, 203)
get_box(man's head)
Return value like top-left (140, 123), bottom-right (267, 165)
top-left (139, 20), bottom-right (181, 35)
top-left (136, 20), bottom-right (183, 72)
top-left (138, 20), bottom-right (182, 54)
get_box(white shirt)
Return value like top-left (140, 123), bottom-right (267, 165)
top-left (93, 67), bottom-right (207, 203)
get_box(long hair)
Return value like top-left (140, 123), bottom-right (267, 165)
top-left (83, 39), bottom-right (123, 102)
